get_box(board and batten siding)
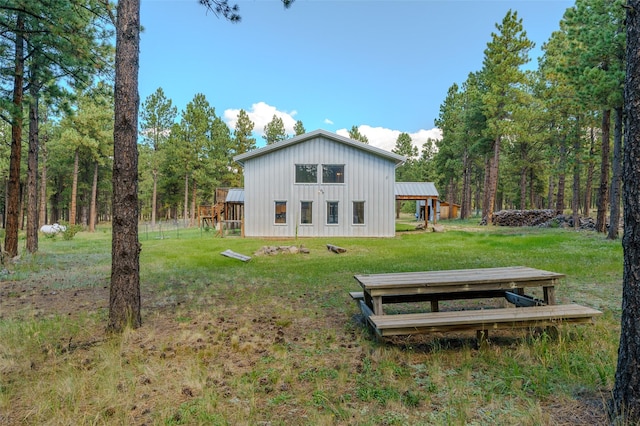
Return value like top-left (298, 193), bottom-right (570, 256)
top-left (242, 135), bottom-right (399, 237)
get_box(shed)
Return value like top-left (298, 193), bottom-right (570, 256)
top-left (234, 129), bottom-right (406, 237)
top-left (395, 182), bottom-right (439, 227)
top-left (439, 201), bottom-right (460, 219)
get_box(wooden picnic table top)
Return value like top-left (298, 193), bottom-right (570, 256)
top-left (354, 266), bottom-right (564, 293)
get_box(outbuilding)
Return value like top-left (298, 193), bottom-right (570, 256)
top-left (234, 129), bottom-right (406, 237)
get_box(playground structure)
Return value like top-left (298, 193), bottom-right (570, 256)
top-left (198, 188), bottom-right (244, 237)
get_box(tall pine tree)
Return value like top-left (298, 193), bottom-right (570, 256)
top-left (479, 10), bottom-right (533, 223)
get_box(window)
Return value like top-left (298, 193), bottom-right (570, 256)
top-left (353, 201), bottom-right (365, 224)
top-left (322, 164), bottom-right (344, 184)
top-left (275, 201), bottom-right (287, 224)
top-left (327, 201), bottom-right (339, 224)
top-left (295, 164), bottom-right (317, 183)
top-left (300, 201), bottom-right (313, 224)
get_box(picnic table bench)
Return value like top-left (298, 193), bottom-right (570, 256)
top-left (351, 266), bottom-right (602, 342)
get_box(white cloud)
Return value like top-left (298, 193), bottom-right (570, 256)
top-left (224, 102), bottom-right (298, 136)
top-left (324, 118), bottom-right (334, 125)
top-left (336, 125), bottom-right (442, 154)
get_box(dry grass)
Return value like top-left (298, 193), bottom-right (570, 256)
top-left (0, 222), bottom-right (620, 425)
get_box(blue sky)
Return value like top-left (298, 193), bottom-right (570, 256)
top-left (139, 0), bottom-right (574, 152)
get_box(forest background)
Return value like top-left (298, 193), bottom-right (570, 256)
top-left (0, 0), bottom-right (627, 256)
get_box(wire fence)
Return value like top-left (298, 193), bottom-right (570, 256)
top-left (140, 220), bottom-right (203, 240)
top-left (139, 219), bottom-right (240, 240)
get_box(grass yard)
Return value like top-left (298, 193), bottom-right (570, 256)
top-left (0, 220), bottom-right (622, 425)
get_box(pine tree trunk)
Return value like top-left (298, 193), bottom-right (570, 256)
top-left (151, 170), bottom-right (157, 227)
top-left (460, 150), bottom-right (471, 219)
top-left (5, 14), bottom-right (25, 258)
top-left (18, 183), bottom-right (24, 231)
top-left (596, 109), bottom-right (611, 233)
top-left (26, 79), bottom-right (39, 254)
top-left (611, 2), bottom-right (640, 419)
top-left (556, 174), bottom-right (565, 214)
top-left (89, 161), bottom-right (98, 232)
top-left (481, 157), bottom-right (491, 222)
top-left (519, 166), bottom-right (527, 210)
top-left (547, 175), bottom-right (554, 210)
top-left (39, 136), bottom-right (48, 227)
top-left (191, 181), bottom-right (197, 227)
top-left (555, 139), bottom-right (567, 214)
top-left (584, 127), bottom-right (596, 217)
top-left (70, 149), bottom-right (79, 226)
top-left (183, 173), bottom-right (189, 227)
top-left (608, 106), bottom-right (623, 240)
top-left (486, 136), bottom-right (501, 223)
top-left (572, 119), bottom-right (581, 230)
top-left (108, 0), bottom-right (141, 333)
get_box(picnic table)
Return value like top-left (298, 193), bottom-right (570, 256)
top-left (350, 266), bottom-right (601, 341)
top-left (354, 266), bottom-right (562, 315)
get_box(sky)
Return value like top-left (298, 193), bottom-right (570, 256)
top-left (139, 0), bottom-right (574, 153)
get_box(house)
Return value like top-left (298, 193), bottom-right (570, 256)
top-left (234, 129), bottom-right (406, 237)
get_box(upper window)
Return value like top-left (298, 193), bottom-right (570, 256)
top-left (275, 201), bottom-right (287, 224)
top-left (322, 165), bottom-right (344, 184)
top-left (353, 201), bottom-right (365, 225)
top-left (295, 164), bottom-right (318, 183)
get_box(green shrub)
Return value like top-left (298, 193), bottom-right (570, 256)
top-left (60, 222), bottom-right (83, 240)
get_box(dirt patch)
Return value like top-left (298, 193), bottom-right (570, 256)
top-left (0, 281), bottom-right (109, 320)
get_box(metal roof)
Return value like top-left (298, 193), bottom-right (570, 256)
top-left (233, 129), bottom-right (406, 166)
top-left (225, 188), bottom-right (244, 203)
top-left (395, 182), bottom-right (439, 197)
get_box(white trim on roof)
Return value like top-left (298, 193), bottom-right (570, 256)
top-left (233, 129), bottom-right (406, 166)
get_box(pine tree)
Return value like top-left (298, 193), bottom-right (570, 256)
top-left (393, 132), bottom-right (417, 182)
top-left (263, 114), bottom-right (287, 145)
top-left (140, 87), bottom-right (177, 227)
top-left (232, 109), bottom-right (256, 155)
top-left (611, 0), bottom-right (640, 419)
top-left (480, 10), bottom-right (533, 223)
top-left (1, 0), bottom-right (113, 255)
top-left (108, 0), bottom-right (295, 332)
top-left (348, 125), bottom-right (369, 144)
top-left (294, 120), bottom-right (306, 135)
top-left (109, 0), bottom-right (142, 332)
top-left (562, 0), bottom-right (625, 236)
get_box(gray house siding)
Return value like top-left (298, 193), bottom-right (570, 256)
top-left (240, 132), bottom-right (402, 237)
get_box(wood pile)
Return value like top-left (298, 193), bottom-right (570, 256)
top-left (488, 210), bottom-right (597, 230)
top-left (492, 209), bottom-right (557, 226)
top-left (254, 245), bottom-right (310, 256)
top-left (551, 215), bottom-right (597, 230)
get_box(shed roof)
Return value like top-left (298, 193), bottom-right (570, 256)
top-left (225, 188), bottom-right (244, 203)
top-left (395, 182), bottom-right (439, 198)
top-left (233, 129), bottom-right (406, 166)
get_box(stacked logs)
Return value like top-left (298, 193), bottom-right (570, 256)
top-left (491, 209), bottom-right (557, 226)
top-left (488, 210), bottom-right (597, 230)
